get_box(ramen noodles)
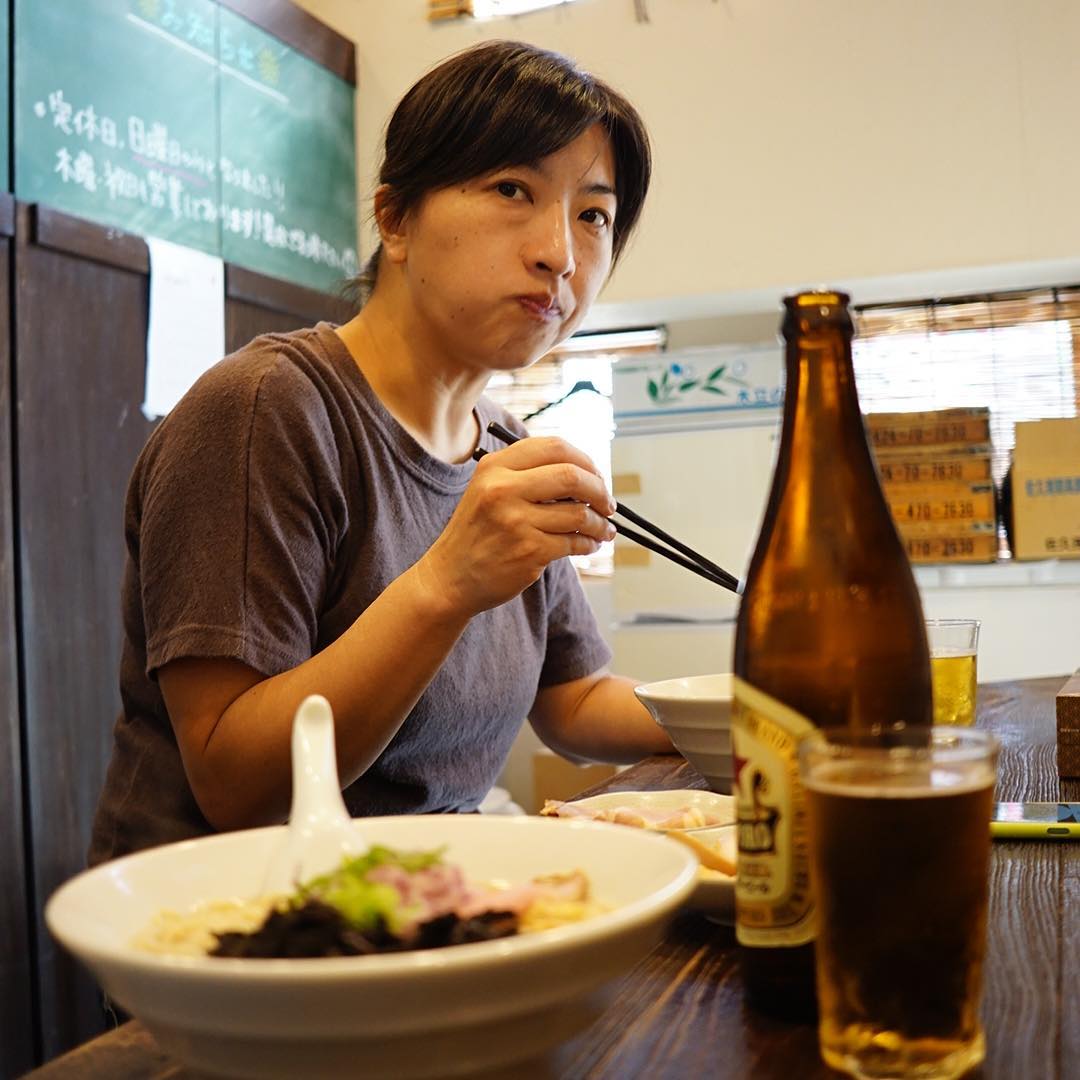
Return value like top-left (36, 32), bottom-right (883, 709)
top-left (134, 846), bottom-right (606, 959)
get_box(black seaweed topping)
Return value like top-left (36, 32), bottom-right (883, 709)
top-left (209, 900), bottom-right (520, 959)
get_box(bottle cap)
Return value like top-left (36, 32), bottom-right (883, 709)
top-left (787, 290), bottom-right (850, 308)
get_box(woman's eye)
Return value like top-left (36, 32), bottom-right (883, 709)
top-left (580, 208), bottom-right (612, 229)
top-left (495, 181), bottom-right (526, 200)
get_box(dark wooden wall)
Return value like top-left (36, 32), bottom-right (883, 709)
top-left (15, 204), bottom-right (161, 1061)
top-left (225, 264), bottom-right (353, 349)
top-left (0, 194), bottom-right (36, 1077)
top-left (10, 206), bottom-right (352, 1065)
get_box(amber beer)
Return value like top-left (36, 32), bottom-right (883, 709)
top-left (803, 729), bottom-right (997, 1079)
top-left (733, 291), bottom-right (933, 1019)
top-left (930, 652), bottom-right (977, 726)
top-left (926, 619), bottom-right (981, 727)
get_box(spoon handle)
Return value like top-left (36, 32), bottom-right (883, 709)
top-left (289, 695), bottom-right (351, 828)
top-left (261, 695), bottom-right (364, 895)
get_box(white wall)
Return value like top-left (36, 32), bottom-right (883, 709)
top-left (602, 568), bottom-right (1080, 686)
top-left (296, 0), bottom-right (1080, 323)
top-left (291, 0), bottom-right (1080, 801)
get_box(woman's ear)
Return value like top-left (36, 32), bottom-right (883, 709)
top-left (373, 185), bottom-right (408, 264)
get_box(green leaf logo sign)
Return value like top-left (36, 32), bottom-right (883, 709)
top-left (701, 364), bottom-right (731, 395)
top-left (644, 361), bottom-right (747, 405)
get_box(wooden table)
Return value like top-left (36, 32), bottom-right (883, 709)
top-left (28, 676), bottom-right (1077, 1080)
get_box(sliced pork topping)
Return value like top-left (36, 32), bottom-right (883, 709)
top-left (541, 800), bottom-right (725, 831)
top-left (146, 846), bottom-right (609, 960)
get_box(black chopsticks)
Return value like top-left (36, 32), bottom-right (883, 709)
top-left (472, 420), bottom-right (742, 594)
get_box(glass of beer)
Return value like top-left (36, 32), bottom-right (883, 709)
top-left (800, 726), bottom-right (998, 1080)
top-left (926, 618), bottom-right (980, 726)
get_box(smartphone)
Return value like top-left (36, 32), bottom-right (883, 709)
top-left (990, 802), bottom-right (1080, 839)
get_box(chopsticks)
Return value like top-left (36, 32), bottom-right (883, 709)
top-left (663, 828), bottom-right (737, 876)
top-left (472, 420), bottom-right (742, 594)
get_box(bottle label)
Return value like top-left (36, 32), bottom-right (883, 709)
top-left (732, 676), bottom-right (817, 948)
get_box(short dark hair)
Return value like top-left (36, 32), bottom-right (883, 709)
top-left (352, 40), bottom-right (651, 299)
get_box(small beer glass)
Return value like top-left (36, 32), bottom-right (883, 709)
top-left (925, 619), bottom-right (980, 726)
top-left (800, 726), bottom-right (998, 1080)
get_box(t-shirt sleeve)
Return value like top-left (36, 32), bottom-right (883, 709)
top-left (136, 353), bottom-right (348, 678)
top-left (537, 557), bottom-right (613, 688)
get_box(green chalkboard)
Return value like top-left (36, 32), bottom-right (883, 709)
top-left (219, 8), bottom-right (357, 293)
top-left (0, 4), bottom-right (9, 191)
top-left (14, 0), bottom-right (357, 291)
top-left (15, 0), bottom-right (222, 255)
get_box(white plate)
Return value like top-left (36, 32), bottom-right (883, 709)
top-left (549, 790), bottom-right (736, 923)
top-left (550, 789), bottom-right (735, 830)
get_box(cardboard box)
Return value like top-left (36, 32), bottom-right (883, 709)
top-left (865, 407), bottom-right (991, 449)
top-left (884, 481), bottom-right (996, 527)
top-left (893, 518), bottom-right (998, 539)
top-left (902, 533), bottom-right (998, 564)
top-left (874, 442), bottom-right (993, 484)
top-left (531, 750), bottom-right (616, 814)
top-left (1012, 418), bottom-right (1080, 561)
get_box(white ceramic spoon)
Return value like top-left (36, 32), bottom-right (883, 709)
top-left (261, 694), bottom-right (366, 895)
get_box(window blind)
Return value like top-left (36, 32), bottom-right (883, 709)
top-left (853, 287), bottom-right (1080, 486)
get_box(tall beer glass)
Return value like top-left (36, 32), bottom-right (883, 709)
top-left (800, 727), bottom-right (998, 1080)
top-left (926, 619), bottom-right (980, 726)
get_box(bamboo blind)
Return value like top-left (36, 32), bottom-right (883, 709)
top-left (853, 286), bottom-right (1080, 485)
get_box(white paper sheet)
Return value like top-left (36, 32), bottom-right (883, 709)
top-left (142, 236), bottom-right (225, 420)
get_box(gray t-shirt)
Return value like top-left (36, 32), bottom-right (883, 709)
top-left (89, 323), bottom-right (611, 864)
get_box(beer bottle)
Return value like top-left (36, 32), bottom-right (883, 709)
top-left (732, 290), bottom-right (932, 1020)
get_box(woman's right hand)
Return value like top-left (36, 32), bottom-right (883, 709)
top-left (416, 436), bottom-right (617, 616)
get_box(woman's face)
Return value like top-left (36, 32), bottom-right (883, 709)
top-left (388, 124), bottom-right (618, 374)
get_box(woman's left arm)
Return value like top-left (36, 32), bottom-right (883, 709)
top-left (529, 671), bottom-right (674, 764)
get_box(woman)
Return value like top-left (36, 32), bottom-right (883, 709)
top-left (89, 39), bottom-right (671, 864)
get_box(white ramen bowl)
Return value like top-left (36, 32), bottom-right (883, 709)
top-left (46, 814), bottom-right (697, 1079)
top-left (635, 673), bottom-right (734, 793)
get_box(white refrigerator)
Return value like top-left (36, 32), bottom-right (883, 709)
top-left (609, 344), bottom-right (783, 683)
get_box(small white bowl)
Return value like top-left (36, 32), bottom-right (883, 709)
top-left (635, 673), bottom-right (734, 794)
top-left (46, 815), bottom-right (697, 1079)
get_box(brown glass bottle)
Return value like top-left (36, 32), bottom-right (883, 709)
top-left (732, 290), bottom-right (932, 1021)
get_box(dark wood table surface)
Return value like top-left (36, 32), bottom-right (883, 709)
top-left (26, 676), bottom-right (1077, 1080)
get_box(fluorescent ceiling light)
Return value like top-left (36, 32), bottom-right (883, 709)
top-left (555, 326), bottom-right (667, 354)
top-left (471, 0), bottom-right (581, 18)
